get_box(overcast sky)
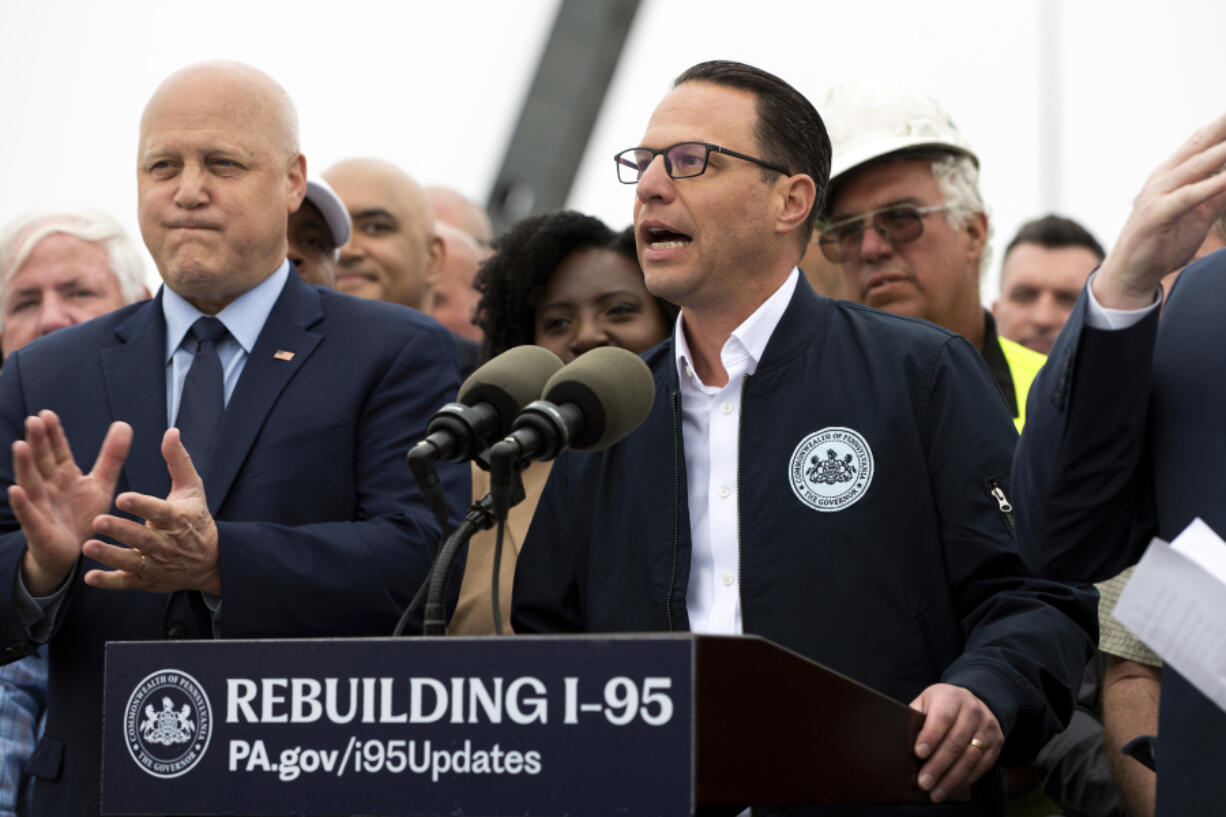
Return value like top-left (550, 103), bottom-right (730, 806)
top-left (2, 0), bottom-right (1222, 302)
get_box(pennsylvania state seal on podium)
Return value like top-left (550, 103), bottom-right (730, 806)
top-left (124, 668), bottom-right (213, 778)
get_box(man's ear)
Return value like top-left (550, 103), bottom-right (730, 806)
top-left (286, 153), bottom-right (307, 212)
top-left (964, 210), bottom-right (989, 260)
top-left (775, 173), bottom-right (817, 240)
top-left (425, 233), bottom-right (445, 289)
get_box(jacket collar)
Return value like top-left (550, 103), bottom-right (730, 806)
top-left (102, 292), bottom-right (172, 497)
top-left (648, 273), bottom-right (833, 395)
top-left (980, 309), bottom-right (1018, 416)
top-left (101, 270), bottom-right (326, 512)
top-left (205, 269), bottom-right (324, 514)
top-left (755, 273), bottom-right (832, 373)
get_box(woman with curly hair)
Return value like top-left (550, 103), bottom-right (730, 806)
top-left (471, 210), bottom-right (676, 363)
top-left (449, 210), bottom-right (676, 634)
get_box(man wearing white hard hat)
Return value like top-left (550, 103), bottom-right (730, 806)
top-left (286, 176), bottom-right (351, 288)
top-left (818, 81), bottom-right (1043, 432)
top-left (819, 83), bottom-right (1129, 817)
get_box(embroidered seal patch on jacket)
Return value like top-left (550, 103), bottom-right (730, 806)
top-left (789, 426), bottom-right (874, 512)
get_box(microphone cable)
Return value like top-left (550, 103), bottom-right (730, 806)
top-left (489, 515), bottom-right (508, 635)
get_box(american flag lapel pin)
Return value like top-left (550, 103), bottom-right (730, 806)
top-left (274, 350), bottom-right (295, 361)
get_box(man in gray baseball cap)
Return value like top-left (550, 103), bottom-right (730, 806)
top-left (287, 176), bottom-right (351, 288)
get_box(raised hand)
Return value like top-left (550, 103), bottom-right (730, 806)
top-left (9, 411), bottom-right (131, 596)
top-left (1096, 111), bottom-right (1226, 309)
top-left (83, 427), bottom-right (220, 595)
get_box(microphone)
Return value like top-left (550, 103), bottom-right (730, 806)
top-left (487, 347), bottom-right (655, 517)
top-left (410, 345), bottom-right (564, 464)
top-left (399, 345), bottom-right (563, 638)
top-left (420, 347), bottom-right (655, 635)
top-left (420, 347), bottom-right (655, 634)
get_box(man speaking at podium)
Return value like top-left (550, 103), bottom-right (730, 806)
top-left (0, 62), bottom-right (467, 815)
top-left (512, 61), bottom-right (1095, 814)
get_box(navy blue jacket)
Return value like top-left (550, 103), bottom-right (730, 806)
top-left (0, 271), bottom-right (470, 816)
top-left (1012, 252), bottom-right (1226, 816)
top-left (515, 278), bottom-right (1096, 815)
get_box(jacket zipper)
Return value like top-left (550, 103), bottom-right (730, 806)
top-left (736, 374), bottom-right (749, 630)
top-left (988, 478), bottom-right (1015, 534)
top-left (666, 391), bottom-right (681, 632)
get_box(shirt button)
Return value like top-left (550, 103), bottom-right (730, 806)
top-left (720, 401), bottom-right (733, 415)
top-left (718, 485), bottom-right (731, 498)
top-left (721, 572), bottom-right (735, 586)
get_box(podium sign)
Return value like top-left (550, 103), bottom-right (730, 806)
top-left (103, 635), bottom-right (694, 816)
top-left (104, 634), bottom-right (928, 815)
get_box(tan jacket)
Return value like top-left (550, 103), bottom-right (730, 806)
top-left (447, 460), bottom-right (553, 635)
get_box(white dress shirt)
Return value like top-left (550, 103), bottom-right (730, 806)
top-left (676, 269), bottom-right (799, 634)
top-left (1083, 271), bottom-right (1161, 330)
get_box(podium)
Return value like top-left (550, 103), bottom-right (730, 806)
top-left (102, 634), bottom-right (926, 815)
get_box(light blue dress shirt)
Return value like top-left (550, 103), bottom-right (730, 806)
top-left (162, 260), bottom-right (290, 424)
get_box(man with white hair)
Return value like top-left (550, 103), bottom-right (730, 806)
top-left (0, 208), bottom-right (150, 816)
top-left (0, 210), bottom-right (150, 357)
top-left (818, 81), bottom-right (1045, 431)
top-left (820, 83), bottom-right (1124, 817)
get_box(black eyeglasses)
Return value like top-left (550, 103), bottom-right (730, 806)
top-left (817, 203), bottom-right (951, 263)
top-left (614, 141), bottom-right (790, 184)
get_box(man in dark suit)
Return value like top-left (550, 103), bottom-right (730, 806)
top-left (0, 61), bottom-right (468, 815)
top-left (1012, 111), bottom-right (1226, 817)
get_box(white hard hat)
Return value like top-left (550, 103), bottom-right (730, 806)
top-left (822, 79), bottom-right (978, 190)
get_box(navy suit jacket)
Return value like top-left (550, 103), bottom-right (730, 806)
top-left (1012, 251), bottom-right (1226, 816)
top-left (0, 271), bottom-right (469, 815)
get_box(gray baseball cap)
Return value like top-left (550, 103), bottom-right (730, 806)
top-left (303, 176), bottom-right (351, 248)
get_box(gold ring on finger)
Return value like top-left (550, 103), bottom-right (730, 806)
top-left (136, 550), bottom-right (148, 573)
top-left (969, 738), bottom-right (986, 750)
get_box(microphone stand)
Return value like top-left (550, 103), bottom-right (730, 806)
top-left (406, 443), bottom-right (452, 539)
top-left (391, 447), bottom-right (454, 638)
top-left (422, 471), bottom-right (526, 636)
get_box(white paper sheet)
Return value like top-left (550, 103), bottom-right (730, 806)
top-left (1114, 518), bottom-right (1226, 713)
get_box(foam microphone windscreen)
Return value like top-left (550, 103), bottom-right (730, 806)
top-left (458, 345), bottom-right (564, 437)
top-left (541, 347), bottom-right (656, 451)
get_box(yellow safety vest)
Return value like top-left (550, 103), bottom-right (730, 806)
top-left (998, 335), bottom-right (1046, 432)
